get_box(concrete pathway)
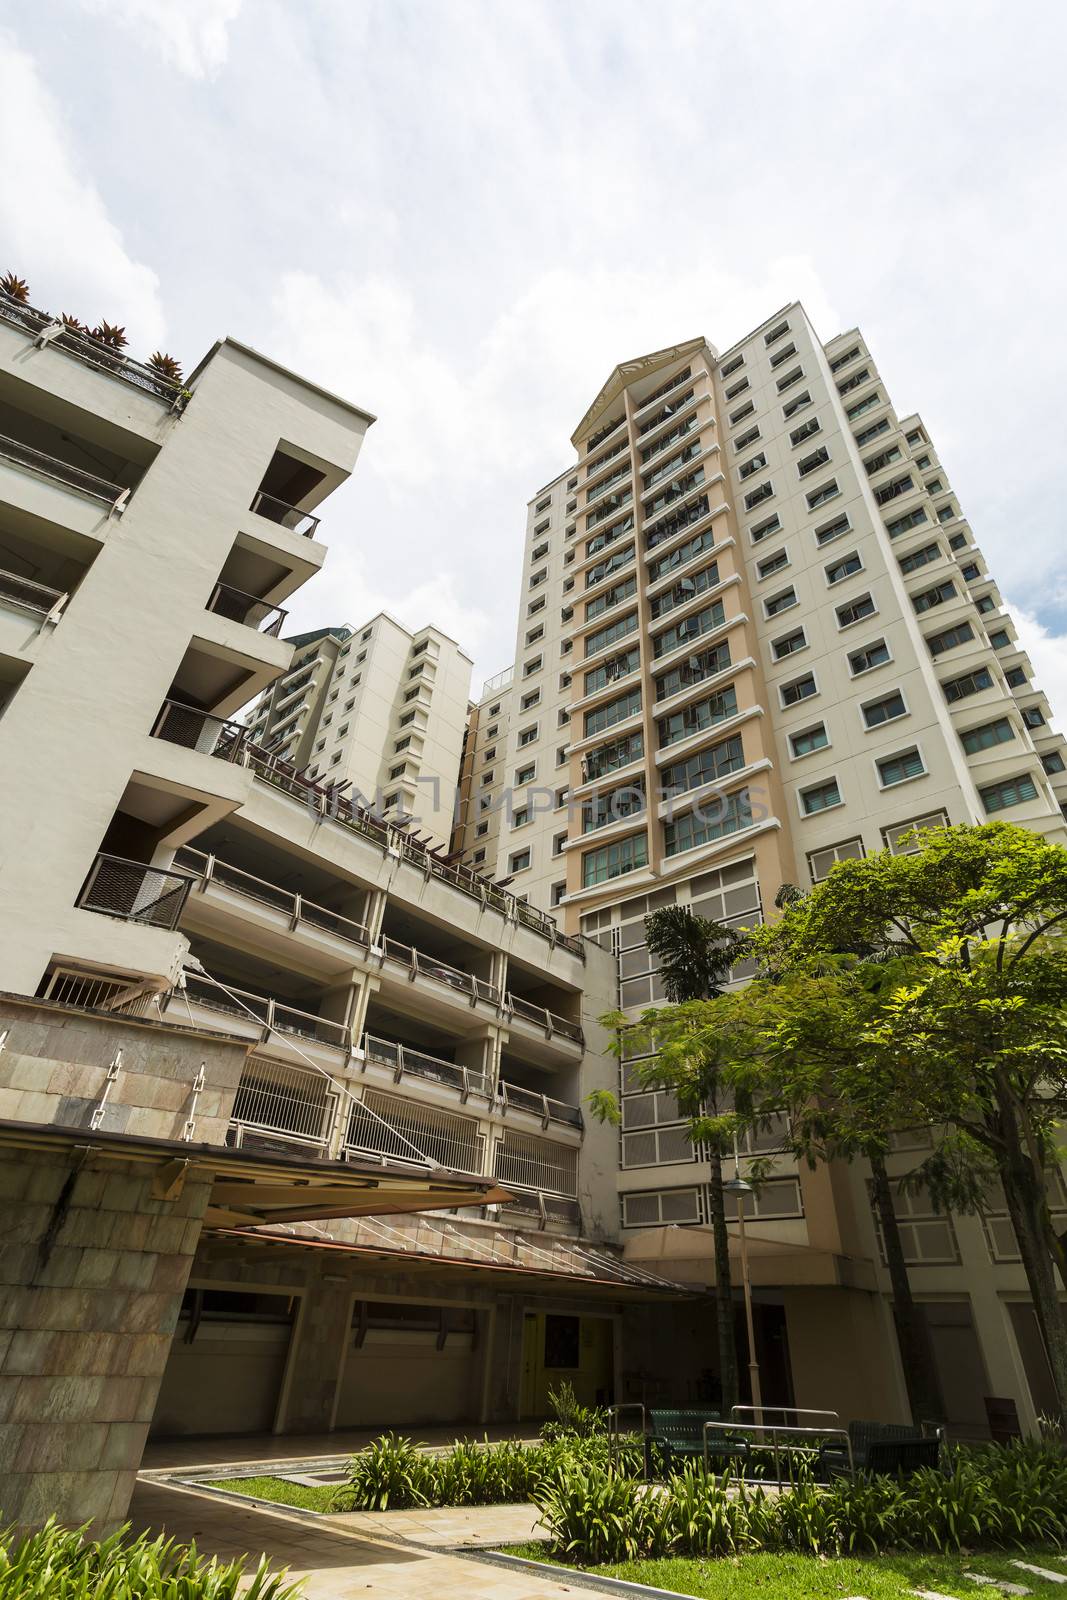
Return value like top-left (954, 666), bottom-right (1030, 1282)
top-left (141, 1424), bottom-right (539, 1475)
top-left (129, 1479), bottom-right (573, 1600)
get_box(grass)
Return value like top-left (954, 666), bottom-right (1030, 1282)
top-left (500, 1542), bottom-right (1067, 1597)
top-left (205, 1475), bottom-right (338, 1512)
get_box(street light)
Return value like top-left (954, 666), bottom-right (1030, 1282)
top-left (724, 1152), bottom-right (763, 1415)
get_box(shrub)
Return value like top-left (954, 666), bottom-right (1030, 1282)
top-left (332, 1432), bottom-right (434, 1511)
top-left (0, 1517), bottom-right (301, 1598)
top-left (540, 1381), bottom-right (610, 1442)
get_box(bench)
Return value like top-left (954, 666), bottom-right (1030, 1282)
top-left (819, 1419), bottom-right (942, 1478)
top-left (648, 1409), bottom-right (750, 1473)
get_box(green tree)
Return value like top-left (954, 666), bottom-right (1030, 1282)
top-left (591, 907), bottom-right (751, 1414)
top-left (748, 821), bottom-right (1067, 1426)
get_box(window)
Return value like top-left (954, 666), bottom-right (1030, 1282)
top-left (800, 778), bottom-right (842, 815)
top-left (394, 736), bottom-right (411, 751)
top-left (765, 319), bottom-right (790, 345)
top-left (882, 810), bottom-right (949, 854)
top-left (725, 377), bottom-right (750, 401)
top-left (806, 479), bottom-right (840, 511)
top-left (528, 596), bottom-right (546, 617)
top-left (846, 389), bottom-right (881, 421)
top-left (836, 593), bottom-right (876, 628)
top-left (949, 532), bottom-right (967, 551)
top-left (874, 473), bottom-right (914, 506)
top-left (510, 848), bottom-right (532, 873)
top-left (764, 587), bottom-right (797, 618)
top-left (961, 562), bottom-right (981, 582)
top-left (863, 690), bottom-right (907, 729)
top-left (808, 838), bottom-right (865, 883)
top-left (1005, 666), bottom-right (1028, 688)
top-left (583, 779), bottom-right (647, 832)
top-left (1023, 705), bottom-right (1046, 729)
top-left (913, 580), bottom-right (955, 613)
top-left (399, 710), bottom-right (415, 726)
top-left (980, 774), bottom-right (1039, 814)
top-left (826, 551), bottom-right (863, 585)
top-left (855, 416), bottom-right (891, 447)
top-left (330, 751), bottom-right (342, 766)
top-left (926, 621), bottom-right (974, 656)
top-left (1043, 752), bottom-right (1066, 775)
top-left (472, 848), bottom-right (486, 864)
top-left (662, 735), bottom-right (745, 797)
top-left (733, 424), bottom-right (761, 452)
top-left (535, 495), bottom-right (552, 513)
top-left (976, 595), bottom-right (996, 615)
top-left (781, 672), bottom-right (817, 707)
top-left (664, 789), bottom-right (753, 856)
top-left (720, 353), bottom-right (744, 378)
top-left (849, 639), bottom-right (891, 676)
top-left (557, 746), bottom-right (568, 765)
top-left (782, 388), bottom-right (812, 420)
top-left (529, 568), bottom-right (547, 589)
top-left (813, 513), bottom-right (850, 546)
top-left (989, 629), bottom-right (1012, 650)
top-left (864, 444), bottom-right (903, 476)
top-left (877, 747), bottom-right (925, 788)
top-left (729, 399), bottom-right (755, 425)
top-left (738, 451), bottom-right (768, 481)
top-left (525, 625), bottom-right (544, 645)
top-left (520, 689), bottom-right (540, 711)
top-left (837, 365), bottom-right (871, 395)
top-left (789, 416), bottom-right (821, 447)
top-left (790, 723), bottom-right (829, 758)
top-left (899, 542), bottom-right (941, 575)
top-left (512, 808), bottom-right (529, 828)
top-left (551, 882), bottom-right (567, 907)
top-left (886, 506), bottom-right (928, 538)
top-left (961, 718), bottom-right (1015, 754)
top-left (553, 830), bottom-right (568, 856)
top-left (769, 341), bottom-right (797, 369)
top-left (489, 702), bottom-right (501, 716)
top-left (516, 763), bottom-right (535, 785)
top-left (943, 666), bottom-right (994, 703)
top-left (744, 481), bottom-right (774, 510)
top-left (776, 366), bottom-right (804, 393)
top-left (757, 548), bottom-right (789, 580)
top-left (772, 627), bottom-right (807, 660)
top-left (584, 686), bottom-right (641, 737)
top-left (652, 598), bottom-right (726, 659)
top-left (532, 541), bottom-right (549, 560)
top-left (518, 724), bottom-right (538, 747)
top-left (475, 822), bottom-right (489, 838)
top-left (797, 445), bottom-right (831, 478)
top-left (829, 344), bottom-right (860, 373)
top-left (658, 683), bottom-right (739, 748)
top-left (586, 609), bottom-right (639, 657)
top-left (749, 513), bottom-right (782, 543)
top-left (584, 645), bottom-right (639, 696)
top-left (925, 477), bottom-right (945, 495)
top-left (582, 832), bottom-right (648, 887)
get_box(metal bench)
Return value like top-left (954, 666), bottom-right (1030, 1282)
top-left (819, 1419), bottom-right (943, 1478)
top-left (649, 1409), bottom-right (753, 1474)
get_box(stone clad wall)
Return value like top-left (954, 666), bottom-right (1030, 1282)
top-left (0, 1148), bottom-right (211, 1531)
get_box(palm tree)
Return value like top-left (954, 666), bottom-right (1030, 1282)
top-left (644, 906), bottom-right (750, 1414)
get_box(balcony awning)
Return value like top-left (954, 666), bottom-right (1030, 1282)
top-left (0, 1118), bottom-right (508, 1227)
top-left (622, 1223), bottom-right (878, 1292)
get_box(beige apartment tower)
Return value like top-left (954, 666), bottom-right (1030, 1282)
top-left (457, 303), bottom-right (1067, 1435)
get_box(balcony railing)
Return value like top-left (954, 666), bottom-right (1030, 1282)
top-left (249, 489), bottom-right (320, 538)
top-left (0, 431), bottom-right (127, 508)
top-left (0, 566), bottom-right (67, 620)
top-left (207, 582), bottom-right (287, 635)
top-left (229, 1055), bottom-right (338, 1150)
top-left (507, 993), bottom-right (583, 1045)
top-left (179, 972), bottom-right (353, 1054)
top-left (148, 707), bottom-right (583, 957)
top-left (380, 936), bottom-right (501, 1005)
top-left (173, 847), bottom-right (371, 950)
top-left (363, 1034), bottom-right (492, 1099)
top-left (499, 1080), bottom-right (583, 1128)
top-left (494, 1127), bottom-right (579, 1198)
top-left (0, 294), bottom-right (186, 407)
top-left (76, 854), bottom-right (193, 930)
top-left (497, 1188), bottom-right (582, 1230)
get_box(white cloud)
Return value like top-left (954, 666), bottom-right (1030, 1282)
top-left (0, 34), bottom-right (166, 350)
top-left (1007, 605), bottom-right (1067, 732)
top-left (78, 0), bottom-right (242, 78)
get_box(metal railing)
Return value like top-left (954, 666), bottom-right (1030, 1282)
top-left (178, 971), bottom-right (353, 1054)
top-left (174, 847), bottom-right (371, 951)
top-left (77, 854), bottom-right (193, 930)
top-left (0, 431), bottom-right (127, 508)
top-left (702, 1417), bottom-right (854, 1481)
top-left (497, 1188), bottom-right (582, 1229)
top-left (380, 936), bottom-right (501, 1005)
top-left (151, 699), bottom-right (249, 758)
top-left (0, 294), bottom-right (186, 406)
top-left (229, 1055), bottom-right (338, 1149)
top-left (363, 1034), bottom-right (492, 1099)
top-left (249, 489), bottom-right (320, 538)
top-left (494, 1127), bottom-right (579, 1198)
top-left (507, 993), bottom-right (583, 1044)
top-left (499, 1080), bottom-right (583, 1128)
top-left (207, 582), bottom-right (287, 635)
top-left (0, 566), bottom-right (66, 620)
top-left (345, 1087), bottom-right (485, 1173)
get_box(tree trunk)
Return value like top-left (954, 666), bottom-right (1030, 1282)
top-left (997, 1097), bottom-right (1067, 1428)
top-left (708, 1149), bottom-right (739, 1414)
top-left (869, 1153), bottom-right (944, 1425)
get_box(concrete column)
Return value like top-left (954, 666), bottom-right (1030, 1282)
top-left (280, 1268), bottom-right (352, 1433)
top-left (0, 1148), bottom-right (210, 1533)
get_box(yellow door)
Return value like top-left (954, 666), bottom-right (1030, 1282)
top-left (520, 1313), bottom-right (539, 1418)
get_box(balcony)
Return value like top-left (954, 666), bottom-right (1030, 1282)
top-left (0, 566), bottom-right (67, 621)
top-left (499, 1079), bottom-right (583, 1129)
top-left (380, 935), bottom-right (501, 1006)
top-left (494, 1125), bottom-right (579, 1201)
top-left (206, 581), bottom-right (287, 636)
top-left (0, 294), bottom-right (186, 408)
top-left (0, 431), bottom-right (127, 510)
top-left (178, 970), bottom-right (353, 1054)
top-left (228, 1055), bottom-right (338, 1153)
top-left (363, 1034), bottom-right (492, 1099)
top-left (151, 699), bottom-right (250, 759)
top-left (173, 846), bottom-right (371, 958)
top-left (506, 993), bottom-right (583, 1046)
top-left (250, 489), bottom-right (320, 538)
top-left (76, 853), bottom-right (194, 930)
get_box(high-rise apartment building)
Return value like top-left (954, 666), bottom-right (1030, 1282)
top-left (247, 612), bottom-right (472, 847)
top-left (451, 663), bottom-right (513, 872)
top-left (455, 303), bottom-right (1067, 1434)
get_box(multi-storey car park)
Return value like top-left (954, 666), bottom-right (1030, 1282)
top-left (0, 292), bottom-right (685, 1533)
top-left (456, 303), bottom-right (1067, 1437)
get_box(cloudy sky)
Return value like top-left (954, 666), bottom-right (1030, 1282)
top-left (3, 0), bottom-right (1066, 708)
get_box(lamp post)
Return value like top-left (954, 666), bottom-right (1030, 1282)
top-left (724, 1152), bottom-right (763, 1416)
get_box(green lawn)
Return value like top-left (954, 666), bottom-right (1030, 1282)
top-left (501, 1543), bottom-right (1067, 1597)
top-left (205, 1475), bottom-right (338, 1512)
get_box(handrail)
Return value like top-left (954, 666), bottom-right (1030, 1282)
top-left (608, 1402), bottom-right (650, 1476)
top-left (730, 1405), bottom-right (841, 1427)
top-left (363, 1034), bottom-right (493, 1099)
top-left (249, 489), bottom-right (320, 538)
top-left (0, 565), bottom-right (67, 620)
top-left (499, 1079), bottom-right (583, 1128)
top-left (380, 936), bottom-right (501, 1005)
top-left (0, 294), bottom-right (185, 406)
top-left (77, 853), bottom-right (193, 931)
top-left (178, 972), bottom-right (352, 1054)
top-left (174, 846), bottom-right (371, 950)
top-left (0, 430), bottom-right (126, 506)
top-left (506, 993), bottom-right (583, 1045)
top-left (702, 1417), bottom-right (854, 1481)
top-left (207, 582), bottom-right (288, 635)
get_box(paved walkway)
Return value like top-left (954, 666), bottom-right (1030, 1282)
top-left (141, 1423), bottom-right (539, 1474)
top-left (129, 1479), bottom-right (573, 1600)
